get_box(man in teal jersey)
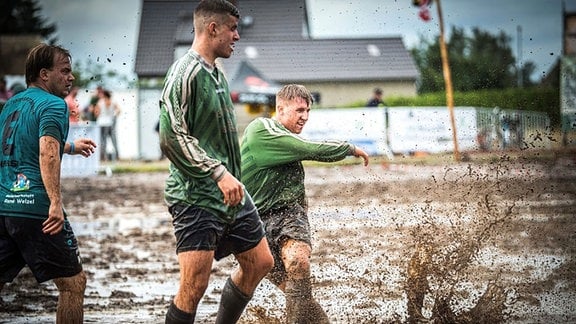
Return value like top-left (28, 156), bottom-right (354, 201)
top-left (0, 44), bottom-right (96, 323)
top-left (158, 1), bottom-right (273, 323)
top-left (241, 84), bottom-right (370, 323)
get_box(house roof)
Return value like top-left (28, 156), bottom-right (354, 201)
top-left (223, 38), bottom-right (418, 83)
top-left (135, 0), bottom-right (419, 82)
top-left (134, 0), bottom-right (190, 77)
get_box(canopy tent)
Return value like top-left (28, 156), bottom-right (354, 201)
top-left (229, 60), bottom-right (281, 105)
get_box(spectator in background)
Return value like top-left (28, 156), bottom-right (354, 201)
top-left (0, 77), bottom-right (13, 105)
top-left (82, 86), bottom-right (103, 122)
top-left (65, 86), bottom-right (81, 124)
top-left (10, 83), bottom-right (26, 96)
top-left (366, 87), bottom-right (385, 107)
top-left (154, 120), bottom-right (165, 160)
top-left (94, 90), bottom-right (121, 161)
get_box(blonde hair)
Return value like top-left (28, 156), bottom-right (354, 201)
top-left (276, 84), bottom-right (313, 107)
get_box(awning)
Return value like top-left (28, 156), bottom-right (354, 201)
top-left (229, 60), bottom-right (281, 105)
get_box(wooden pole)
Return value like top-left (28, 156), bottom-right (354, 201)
top-left (435, 0), bottom-right (460, 161)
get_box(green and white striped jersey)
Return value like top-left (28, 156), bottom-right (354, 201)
top-left (159, 50), bottom-right (242, 222)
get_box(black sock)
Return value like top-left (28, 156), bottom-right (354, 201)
top-left (215, 277), bottom-right (252, 324)
top-left (165, 301), bottom-right (195, 324)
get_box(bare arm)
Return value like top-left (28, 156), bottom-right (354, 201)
top-left (352, 146), bottom-right (370, 166)
top-left (114, 103), bottom-right (121, 116)
top-left (39, 136), bottom-right (65, 235)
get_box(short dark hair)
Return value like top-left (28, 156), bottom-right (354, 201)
top-left (195, 0), bottom-right (239, 20)
top-left (25, 44), bottom-right (71, 86)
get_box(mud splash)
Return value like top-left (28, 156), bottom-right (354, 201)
top-left (1, 157), bottom-right (575, 323)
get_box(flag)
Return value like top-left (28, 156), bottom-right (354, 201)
top-left (413, 0), bottom-right (432, 22)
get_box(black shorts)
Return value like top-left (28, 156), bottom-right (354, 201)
top-left (169, 195), bottom-right (266, 261)
top-left (0, 216), bottom-right (83, 284)
top-left (259, 204), bottom-right (311, 284)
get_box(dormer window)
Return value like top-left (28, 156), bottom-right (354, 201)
top-left (245, 46), bottom-right (259, 59)
top-left (367, 44), bottom-right (381, 57)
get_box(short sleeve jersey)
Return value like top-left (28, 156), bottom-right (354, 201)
top-left (0, 87), bottom-right (70, 219)
top-left (159, 50), bottom-right (242, 222)
top-left (240, 117), bottom-right (354, 214)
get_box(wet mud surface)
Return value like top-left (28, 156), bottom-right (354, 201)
top-left (1, 156), bottom-right (576, 323)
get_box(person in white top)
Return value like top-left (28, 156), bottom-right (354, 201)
top-left (94, 90), bottom-right (121, 161)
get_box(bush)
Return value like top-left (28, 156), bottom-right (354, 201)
top-left (383, 87), bottom-right (560, 126)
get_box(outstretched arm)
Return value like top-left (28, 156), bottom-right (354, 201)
top-left (351, 146), bottom-right (369, 166)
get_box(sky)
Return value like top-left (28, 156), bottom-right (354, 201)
top-left (38, 0), bottom-right (576, 88)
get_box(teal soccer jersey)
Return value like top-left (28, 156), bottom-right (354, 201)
top-left (0, 88), bottom-right (69, 219)
top-left (159, 50), bottom-right (242, 222)
top-left (240, 117), bottom-right (354, 214)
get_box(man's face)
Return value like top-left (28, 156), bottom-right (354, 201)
top-left (276, 97), bottom-right (310, 134)
top-left (214, 14), bottom-right (240, 59)
top-left (44, 54), bottom-right (75, 98)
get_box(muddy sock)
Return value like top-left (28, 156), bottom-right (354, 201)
top-left (285, 278), bottom-right (329, 324)
top-left (165, 301), bottom-right (195, 324)
top-left (215, 277), bottom-right (252, 324)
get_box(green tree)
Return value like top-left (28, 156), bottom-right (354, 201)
top-left (411, 26), bottom-right (535, 94)
top-left (72, 59), bottom-right (114, 89)
top-left (0, 0), bottom-right (57, 43)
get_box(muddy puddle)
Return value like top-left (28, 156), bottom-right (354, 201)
top-left (2, 157), bottom-right (576, 323)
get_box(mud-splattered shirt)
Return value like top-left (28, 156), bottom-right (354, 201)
top-left (0, 88), bottom-right (69, 219)
top-left (158, 50), bottom-right (243, 222)
top-left (240, 117), bottom-right (354, 214)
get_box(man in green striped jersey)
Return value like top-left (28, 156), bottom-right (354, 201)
top-left (158, 1), bottom-right (273, 323)
top-left (241, 84), bottom-right (370, 323)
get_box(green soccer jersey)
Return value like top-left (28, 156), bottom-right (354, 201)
top-left (240, 117), bottom-right (354, 214)
top-left (159, 50), bottom-right (242, 222)
top-left (0, 87), bottom-right (69, 220)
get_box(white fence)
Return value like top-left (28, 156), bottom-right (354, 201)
top-left (300, 107), bottom-right (552, 157)
top-left (60, 104), bottom-right (552, 177)
top-left (62, 123), bottom-right (101, 178)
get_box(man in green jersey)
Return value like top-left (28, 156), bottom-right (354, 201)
top-left (0, 44), bottom-right (97, 323)
top-left (158, 1), bottom-right (273, 323)
top-left (241, 84), bottom-right (370, 323)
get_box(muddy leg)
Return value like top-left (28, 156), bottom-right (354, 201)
top-left (53, 271), bottom-right (86, 324)
top-left (285, 278), bottom-right (329, 324)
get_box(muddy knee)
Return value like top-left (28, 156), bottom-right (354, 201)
top-left (282, 240), bottom-right (311, 277)
top-left (54, 271), bottom-right (87, 295)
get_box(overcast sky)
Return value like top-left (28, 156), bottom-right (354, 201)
top-left (39, 0), bottom-right (576, 88)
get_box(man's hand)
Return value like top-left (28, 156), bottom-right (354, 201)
top-left (216, 171), bottom-right (245, 206)
top-left (353, 147), bottom-right (370, 166)
top-left (42, 203), bottom-right (65, 235)
top-left (69, 138), bottom-right (97, 157)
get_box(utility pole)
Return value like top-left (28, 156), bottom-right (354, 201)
top-left (435, 0), bottom-right (460, 161)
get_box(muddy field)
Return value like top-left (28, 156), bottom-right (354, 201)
top-left (1, 154), bottom-right (576, 323)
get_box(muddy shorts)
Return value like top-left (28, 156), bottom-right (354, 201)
top-left (0, 216), bottom-right (83, 284)
top-left (169, 196), bottom-right (265, 261)
top-left (259, 204), bottom-right (312, 285)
